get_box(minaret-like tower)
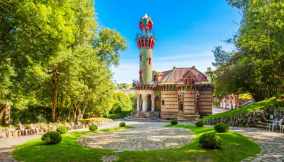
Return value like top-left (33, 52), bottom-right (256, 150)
top-left (137, 14), bottom-right (155, 85)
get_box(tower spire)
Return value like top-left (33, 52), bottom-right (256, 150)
top-left (137, 14), bottom-right (155, 85)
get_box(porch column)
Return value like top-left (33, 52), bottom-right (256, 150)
top-left (151, 95), bottom-right (155, 112)
top-left (142, 94), bottom-right (147, 112)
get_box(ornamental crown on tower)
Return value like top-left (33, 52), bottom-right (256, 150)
top-left (137, 14), bottom-right (155, 49)
top-left (139, 14), bottom-right (153, 31)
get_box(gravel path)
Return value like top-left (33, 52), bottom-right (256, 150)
top-left (0, 135), bottom-right (38, 162)
top-left (79, 121), bottom-right (193, 151)
top-left (233, 127), bottom-right (284, 162)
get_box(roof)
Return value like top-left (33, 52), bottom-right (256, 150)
top-left (155, 66), bottom-right (208, 84)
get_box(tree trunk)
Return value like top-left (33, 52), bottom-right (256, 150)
top-left (51, 66), bottom-right (59, 122)
top-left (0, 103), bottom-right (11, 125)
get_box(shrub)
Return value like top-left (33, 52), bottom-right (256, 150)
top-left (56, 126), bottom-right (68, 134)
top-left (119, 122), bottom-right (126, 127)
top-left (195, 120), bottom-right (204, 127)
top-left (170, 119), bottom-right (178, 125)
top-left (199, 132), bottom-right (222, 149)
top-left (89, 124), bottom-right (98, 132)
top-left (214, 123), bottom-right (229, 133)
top-left (41, 131), bottom-right (62, 145)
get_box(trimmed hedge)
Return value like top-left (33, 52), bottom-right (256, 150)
top-left (199, 132), bottom-right (222, 149)
top-left (119, 122), bottom-right (126, 127)
top-left (41, 131), bottom-right (62, 145)
top-left (56, 126), bottom-right (68, 134)
top-left (89, 124), bottom-right (98, 132)
top-left (170, 119), bottom-right (178, 125)
top-left (214, 123), bottom-right (229, 133)
top-left (195, 120), bottom-right (204, 127)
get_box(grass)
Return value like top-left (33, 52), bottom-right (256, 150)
top-left (13, 124), bottom-right (261, 162)
top-left (203, 97), bottom-right (284, 121)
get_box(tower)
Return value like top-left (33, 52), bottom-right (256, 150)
top-left (137, 14), bottom-right (155, 85)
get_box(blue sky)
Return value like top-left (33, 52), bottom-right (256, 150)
top-left (95, 0), bottom-right (241, 83)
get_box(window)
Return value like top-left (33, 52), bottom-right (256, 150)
top-left (148, 58), bottom-right (151, 65)
top-left (162, 100), bottom-right (165, 105)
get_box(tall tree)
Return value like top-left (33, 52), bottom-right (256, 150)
top-left (0, 0), bottom-right (127, 123)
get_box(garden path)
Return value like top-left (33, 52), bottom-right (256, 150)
top-left (0, 135), bottom-right (38, 162)
top-left (79, 121), bottom-right (193, 151)
top-left (233, 127), bottom-right (284, 162)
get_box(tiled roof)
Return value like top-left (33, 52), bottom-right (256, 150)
top-left (156, 66), bottom-right (208, 84)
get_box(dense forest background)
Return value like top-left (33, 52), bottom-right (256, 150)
top-left (0, 0), bottom-right (133, 124)
top-left (208, 0), bottom-right (284, 101)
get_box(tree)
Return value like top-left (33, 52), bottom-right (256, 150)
top-left (94, 29), bottom-right (127, 66)
top-left (212, 46), bottom-right (232, 67)
top-left (213, 0), bottom-right (284, 101)
top-left (0, 0), bottom-right (127, 124)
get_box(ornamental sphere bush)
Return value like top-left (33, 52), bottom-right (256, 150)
top-left (170, 119), bottom-right (178, 125)
top-left (41, 131), bottom-right (62, 145)
top-left (119, 122), bottom-right (126, 127)
top-left (56, 126), bottom-right (68, 134)
top-left (89, 124), bottom-right (98, 132)
top-left (199, 132), bottom-right (222, 149)
top-left (195, 120), bottom-right (204, 127)
top-left (214, 123), bottom-right (229, 133)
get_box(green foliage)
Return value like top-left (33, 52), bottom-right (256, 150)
top-left (199, 132), bottom-right (222, 149)
top-left (170, 119), bottom-right (178, 125)
top-left (94, 29), bottom-right (127, 66)
top-left (195, 120), bottom-right (204, 127)
top-left (214, 123), bottom-right (229, 133)
top-left (111, 92), bottom-right (133, 113)
top-left (11, 106), bottom-right (51, 124)
top-left (56, 126), bottom-right (68, 134)
top-left (119, 122), bottom-right (126, 127)
top-left (41, 131), bottom-right (62, 145)
top-left (213, 0), bottom-right (284, 100)
top-left (226, 0), bottom-right (248, 10)
top-left (212, 46), bottom-right (232, 67)
top-left (108, 92), bottom-right (134, 119)
top-left (89, 124), bottom-right (98, 132)
top-left (0, 0), bottom-right (126, 124)
top-left (204, 97), bottom-right (284, 121)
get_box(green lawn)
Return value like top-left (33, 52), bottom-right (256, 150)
top-left (13, 124), bottom-right (260, 162)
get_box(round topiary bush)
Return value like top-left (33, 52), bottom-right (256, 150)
top-left (214, 123), bottom-right (229, 133)
top-left (199, 132), bottom-right (222, 149)
top-left (119, 122), bottom-right (126, 127)
top-left (41, 131), bottom-right (62, 145)
top-left (56, 126), bottom-right (68, 134)
top-left (195, 120), bottom-right (204, 127)
top-left (89, 124), bottom-right (98, 132)
top-left (170, 119), bottom-right (178, 125)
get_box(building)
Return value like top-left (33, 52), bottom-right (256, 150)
top-left (134, 14), bottom-right (213, 120)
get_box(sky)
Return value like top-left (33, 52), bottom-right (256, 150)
top-left (95, 0), bottom-right (242, 83)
